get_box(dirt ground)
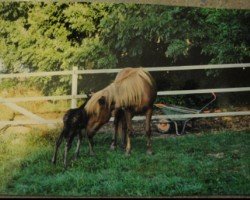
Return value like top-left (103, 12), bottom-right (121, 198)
top-left (1, 111), bottom-right (249, 137)
top-left (100, 115), bottom-right (250, 137)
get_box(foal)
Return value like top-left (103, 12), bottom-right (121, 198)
top-left (51, 94), bottom-right (91, 168)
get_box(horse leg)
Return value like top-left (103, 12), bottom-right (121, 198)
top-left (110, 110), bottom-right (119, 150)
top-left (52, 128), bottom-right (66, 164)
top-left (86, 129), bottom-right (95, 156)
top-left (121, 114), bottom-right (127, 149)
top-left (115, 110), bottom-right (127, 149)
top-left (87, 135), bottom-right (95, 156)
top-left (124, 110), bottom-right (132, 156)
top-left (64, 132), bottom-right (74, 169)
top-left (74, 129), bottom-right (83, 160)
top-left (111, 109), bottom-right (124, 150)
top-left (145, 108), bottom-right (153, 155)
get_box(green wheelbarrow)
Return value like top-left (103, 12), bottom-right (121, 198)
top-left (154, 93), bottom-right (217, 135)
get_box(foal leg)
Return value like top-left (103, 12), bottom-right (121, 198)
top-left (124, 110), bottom-right (133, 156)
top-left (145, 108), bottom-right (153, 155)
top-left (52, 128), bottom-right (65, 164)
top-left (74, 129), bottom-right (83, 160)
top-left (64, 132), bottom-right (74, 169)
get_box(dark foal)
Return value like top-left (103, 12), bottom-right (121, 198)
top-left (52, 95), bottom-right (91, 168)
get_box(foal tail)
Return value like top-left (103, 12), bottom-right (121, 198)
top-left (79, 93), bottom-right (92, 109)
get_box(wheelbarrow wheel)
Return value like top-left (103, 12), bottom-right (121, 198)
top-left (156, 119), bottom-right (171, 134)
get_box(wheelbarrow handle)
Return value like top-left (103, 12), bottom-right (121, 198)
top-left (198, 92), bottom-right (217, 112)
top-left (212, 92), bottom-right (217, 100)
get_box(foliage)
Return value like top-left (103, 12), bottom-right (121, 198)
top-left (99, 5), bottom-right (250, 67)
top-left (0, 2), bottom-right (117, 94)
top-left (0, 2), bottom-right (249, 94)
top-left (0, 129), bottom-right (249, 196)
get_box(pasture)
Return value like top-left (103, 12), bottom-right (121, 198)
top-left (1, 2), bottom-right (250, 198)
top-left (0, 128), bottom-right (249, 197)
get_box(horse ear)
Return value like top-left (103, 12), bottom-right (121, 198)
top-left (98, 96), bottom-right (106, 106)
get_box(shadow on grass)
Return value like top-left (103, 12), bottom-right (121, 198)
top-left (1, 129), bottom-right (249, 197)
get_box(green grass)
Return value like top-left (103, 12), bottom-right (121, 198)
top-left (0, 129), bottom-right (249, 197)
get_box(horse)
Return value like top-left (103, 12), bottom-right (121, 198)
top-left (51, 94), bottom-right (91, 168)
top-left (84, 67), bottom-right (157, 155)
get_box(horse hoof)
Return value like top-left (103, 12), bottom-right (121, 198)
top-left (89, 151), bottom-right (95, 156)
top-left (131, 132), bottom-right (136, 137)
top-left (73, 155), bottom-right (78, 161)
top-left (51, 158), bottom-right (56, 164)
top-left (146, 150), bottom-right (153, 155)
top-left (125, 151), bottom-right (131, 157)
top-left (110, 145), bottom-right (116, 151)
top-left (64, 163), bottom-right (68, 169)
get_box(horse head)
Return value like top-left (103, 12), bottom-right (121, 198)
top-left (84, 86), bottom-right (116, 136)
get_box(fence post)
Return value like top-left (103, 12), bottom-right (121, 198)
top-left (71, 66), bottom-right (78, 108)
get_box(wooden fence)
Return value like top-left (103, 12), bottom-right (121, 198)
top-left (0, 63), bottom-right (250, 126)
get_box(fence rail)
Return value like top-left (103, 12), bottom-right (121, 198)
top-left (1, 111), bottom-right (250, 126)
top-left (1, 63), bottom-right (249, 79)
top-left (0, 63), bottom-right (250, 126)
top-left (1, 87), bottom-right (250, 103)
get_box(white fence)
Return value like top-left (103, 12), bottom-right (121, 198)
top-left (0, 63), bottom-right (250, 126)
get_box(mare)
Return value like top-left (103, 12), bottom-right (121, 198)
top-left (84, 67), bottom-right (157, 155)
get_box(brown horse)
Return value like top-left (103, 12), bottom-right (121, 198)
top-left (84, 67), bottom-right (157, 155)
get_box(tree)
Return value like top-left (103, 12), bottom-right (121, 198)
top-left (99, 4), bottom-right (250, 67)
top-left (0, 2), bottom-right (249, 95)
top-left (0, 2), bottom-right (117, 94)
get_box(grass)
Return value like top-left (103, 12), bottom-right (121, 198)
top-left (0, 129), bottom-right (249, 197)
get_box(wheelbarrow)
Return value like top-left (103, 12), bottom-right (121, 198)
top-left (154, 93), bottom-right (217, 135)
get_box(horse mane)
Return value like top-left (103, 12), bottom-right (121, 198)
top-left (85, 67), bottom-right (155, 115)
top-left (84, 83), bottom-right (116, 116)
top-left (113, 67), bottom-right (155, 107)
